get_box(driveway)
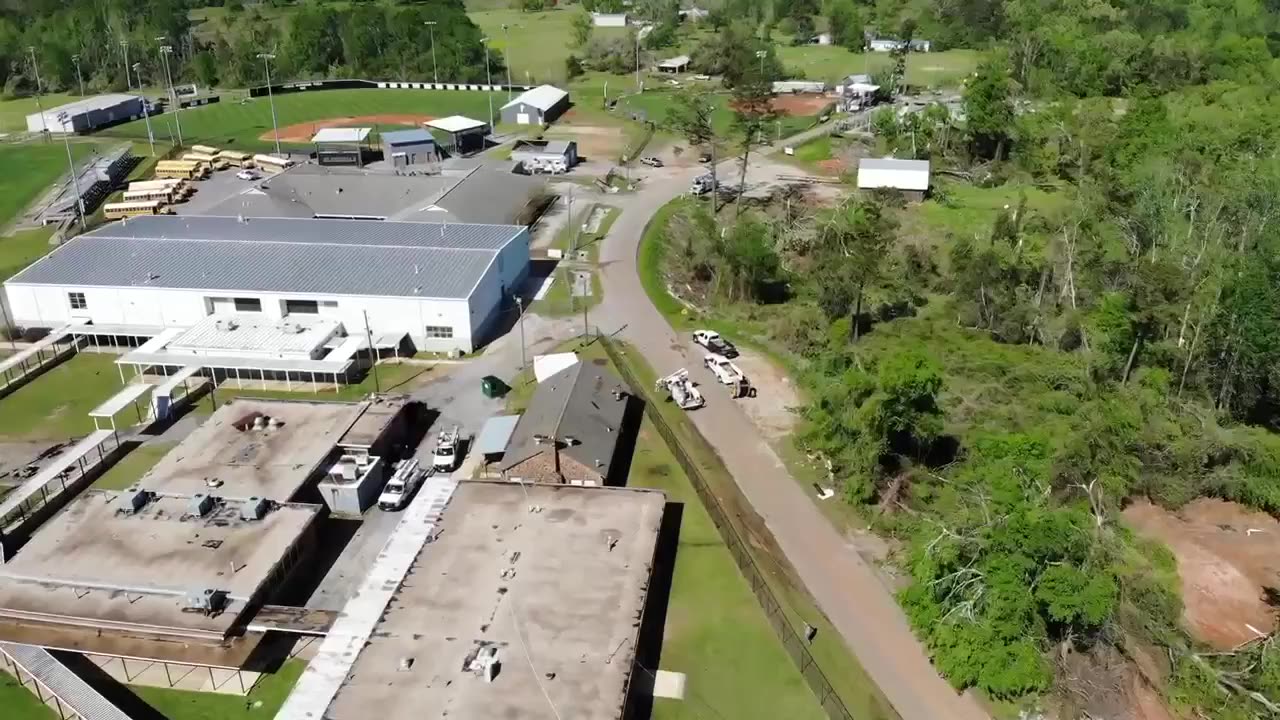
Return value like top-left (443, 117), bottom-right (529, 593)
top-left (593, 132), bottom-right (991, 720)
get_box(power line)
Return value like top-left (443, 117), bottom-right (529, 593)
top-left (507, 595), bottom-right (563, 720)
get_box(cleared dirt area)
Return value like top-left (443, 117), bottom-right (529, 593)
top-left (1124, 498), bottom-right (1280, 649)
top-left (771, 93), bottom-right (833, 116)
top-left (262, 113), bottom-right (436, 143)
top-left (732, 348), bottom-right (800, 442)
top-left (545, 124), bottom-right (624, 160)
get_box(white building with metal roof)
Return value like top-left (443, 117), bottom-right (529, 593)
top-left (2, 215), bottom-right (531, 354)
top-left (25, 94), bottom-right (145, 134)
top-left (500, 85), bottom-right (571, 126)
top-left (856, 158), bottom-right (931, 200)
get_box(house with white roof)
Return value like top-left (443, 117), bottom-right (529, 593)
top-left (500, 85), bottom-right (571, 126)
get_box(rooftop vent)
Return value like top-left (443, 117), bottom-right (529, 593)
top-left (186, 493), bottom-right (215, 518)
top-left (214, 318), bottom-right (240, 333)
top-left (118, 487), bottom-right (152, 514)
top-left (240, 496), bottom-right (270, 521)
top-left (185, 588), bottom-right (228, 614)
top-left (562, 436), bottom-right (579, 446)
top-left (280, 322), bottom-right (305, 335)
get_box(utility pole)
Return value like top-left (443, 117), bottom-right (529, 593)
top-left (27, 47), bottom-right (47, 138)
top-left (514, 294), bottom-right (527, 371)
top-left (121, 40), bottom-right (132, 90)
top-left (424, 22), bottom-right (438, 84)
top-left (133, 63), bottom-right (155, 156)
top-left (55, 112), bottom-right (86, 231)
top-left (157, 42), bottom-right (183, 147)
top-left (362, 311), bottom-right (381, 394)
top-left (72, 55), bottom-right (85, 97)
top-left (501, 24), bottom-right (513, 99)
top-left (635, 31), bottom-right (642, 93)
top-left (482, 38), bottom-right (494, 128)
top-left (258, 53), bottom-right (281, 155)
top-left (756, 49), bottom-right (767, 78)
top-left (566, 185), bottom-right (575, 254)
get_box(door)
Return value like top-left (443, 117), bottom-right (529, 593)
top-left (517, 113), bottom-right (530, 125)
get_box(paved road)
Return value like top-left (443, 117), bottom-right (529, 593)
top-left (595, 148), bottom-right (991, 720)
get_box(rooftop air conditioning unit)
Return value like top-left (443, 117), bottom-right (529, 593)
top-left (118, 487), bottom-right (152, 514)
top-left (186, 493), bottom-right (215, 518)
top-left (185, 587), bottom-right (228, 613)
top-left (240, 496), bottom-right (270, 521)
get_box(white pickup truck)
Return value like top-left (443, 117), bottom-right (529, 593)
top-left (703, 353), bottom-right (755, 399)
top-left (378, 459), bottom-right (427, 511)
top-left (693, 329), bottom-right (739, 358)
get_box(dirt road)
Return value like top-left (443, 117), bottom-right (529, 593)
top-left (595, 146), bottom-right (991, 720)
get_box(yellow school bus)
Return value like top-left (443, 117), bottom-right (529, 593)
top-left (104, 200), bottom-right (172, 219)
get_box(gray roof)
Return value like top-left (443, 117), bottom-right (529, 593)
top-left (396, 169), bottom-right (543, 225)
top-left (31, 94), bottom-right (140, 118)
top-left (381, 129), bottom-right (435, 146)
top-left (474, 414), bottom-right (521, 456)
top-left (499, 362), bottom-right (629, 476)
top-left (7, 216), bottom-right (525, 300)
top-left (211, 166), bottom-right (457, 220)
top-left (859, 158), bottom-right (930, 173)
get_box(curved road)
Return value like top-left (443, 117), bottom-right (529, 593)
top-left (594, 154), bottom-right (990, 720)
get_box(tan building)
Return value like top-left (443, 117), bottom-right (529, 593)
top-left (499, 362), bottom-right (630, 486)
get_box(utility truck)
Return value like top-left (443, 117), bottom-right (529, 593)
top-left (655, 369), bottom-right (705, 410)
top-left (378, 459), bottom-right (428, 511)
top-left (432, 425), bottom-right (461, 472)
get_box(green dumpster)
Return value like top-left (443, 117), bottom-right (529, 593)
top-left (481, 375), bottom-right (508, 398)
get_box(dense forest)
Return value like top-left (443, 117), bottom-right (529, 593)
top-left (0, 0), bottom-right (502, 95)
top-left (652, 0), bottom-right (1280, 718)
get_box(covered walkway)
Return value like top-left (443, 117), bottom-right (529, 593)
top-left (0, 429), bottom-right (121, 539)
top-left (0, 642), bottom-right (134, 720)
top-left (0, 325), bottom-right (79, 398)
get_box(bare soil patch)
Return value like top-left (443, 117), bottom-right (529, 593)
top-left (770, 93), bottom-right (833, 117)
top-left (732, 348), bottom-right (800, 442)
top-left (1123, 498), bottom-right (1280, 649)
top-left (544, 125), bottom-right (624, 159)
top-left (262, 113), bottom-right (436, 143)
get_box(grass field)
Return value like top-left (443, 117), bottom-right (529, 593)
top-left (0, 352), bottom-right (125, 441)
top-left (0, 94), bottom-right (77, 133)
top-left (0, 227), bottom-right (57, 282)
top-left (131, 659), bottom-right (305, 720)
top-left (505, 338), bottom-right (825, 720)
top-left (473, 9), bottom-right (631, 85)
top-left (0, 143), bottom-right (98, 231)
top-left (1, 670), bottom-right (55, 720)
top-left (99, 90), bottom-right (505, 151)
top-left (775, 46), bottom-right (982, 87)
top-left (92, 442), bottom-right (176, 490)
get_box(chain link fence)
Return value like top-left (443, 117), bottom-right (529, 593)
top-left (598, 335), bottom-right (866, 720)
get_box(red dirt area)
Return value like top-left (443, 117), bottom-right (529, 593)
top-left (770, 93), bottom-right (832, 116)
top-left (1123, 498), bottom-right (1280, 649)
top-left (262, 114), bottom-right (436, 143)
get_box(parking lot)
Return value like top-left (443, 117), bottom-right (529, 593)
top-left (172, 167), bottom-right (260, 216)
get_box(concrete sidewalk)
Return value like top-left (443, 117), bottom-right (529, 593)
top-left (595, 156), bottom-right (990, 720)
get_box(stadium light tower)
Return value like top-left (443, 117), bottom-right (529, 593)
top-left (501, 23), bottom-right (513, 99)
top-left (54, 111), bottom-right (86, 231)
top-left (258, 53), bottom-right (281, 155)
top-left (156, 41), bottom-right (183, 147)
top-left (120, 40), bottom-right (132, 90)
top-left (423, 22), bottom-right (439, 84)
top-left (482, 37), bottom-right (494, 128)
top-left (26, 47), bottom-right (47, 136)
top-left (72, 55), bottom-right (85, 97)
top-left (132, 63), bottom-right (155, 156)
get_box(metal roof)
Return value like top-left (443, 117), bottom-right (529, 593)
top-left (7, 216), bottom-right (525, 300)
top-left (658, 55), bottom-right (691, 68)
top-left (501, 85), bottom-right (569, 112)
top-left (311, 127), bottom-right (371, 143)
top-left (29, 94), bottom-right (140, 119)
top-left (425, 115), bottom-right (488, 133)
top-left (380, 129), bottom-right (435, 146)
top-left (215, 170), bottom-right (457, 220)
top-left (499, 362), bottom-right (629, 474)
top-left (857, 158), bottom-right (931, 191)
top-left (474, 414), bottom-right (520, 456)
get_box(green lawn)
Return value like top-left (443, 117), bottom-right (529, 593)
top-left (0, 352), bottom-right (126, 441)
top-left (97, 90), bottom-right (506, 151)
top-left (775, 47), bottom-right (983, 87)
top-left (92, 442), bottom-right (176, 490)
top-left (0, 227), bottom-right (57, 282)
top-left (131, 659), bottom-right (304, 720)
top-left (0, 94), bottom-right (77, 133)
top-left (903, 181), bottom-right (1071, 255)
top-left (0, 143), bottom-right (97, 231)
top-left (194, 361), bottom-right (431, 415)
top-left (472, 9), bottom-right (630, 86)
top-left (0, 670), bottom-right (55, 720)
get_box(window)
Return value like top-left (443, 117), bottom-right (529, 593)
top-left (285, 299), bottom-right (319, 315)
top-left (425, 325), bottom-right (453, 339)
top-left (68, 292), bottom-right (87, 310)
top-left (233, 297), bottom-right (262, 312)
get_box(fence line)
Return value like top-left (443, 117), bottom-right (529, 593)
top-left (598, 335), bottom-right (865, 720)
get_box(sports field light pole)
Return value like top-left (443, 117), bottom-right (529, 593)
top-left (756, 49), bottom-right (767, 77)
top-left (482, 37), bottom-right (494, 128)
top-left (501, 24), bottom-right (513, 99)
top-left (27, 47), bottom-right (47, 138)
top-left (423, 22), bottom-right (439, 84)
top-left (258, 53), bottom-right (281, 155)
top-left (55, 111), bottom-right (86, 231)
top-left (133, 63), bottom-right (155, 156)
top-left (120, 40), bottom-right (132, 90)
top-left (634, 31), bottom-right (642, 93)
top-left (72, 55), bottom-right (85, 97)
top-left (157, 41), bottom-right (183, 147)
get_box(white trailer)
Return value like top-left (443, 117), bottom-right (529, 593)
top-left (655, 369), bottom-right (704, 410)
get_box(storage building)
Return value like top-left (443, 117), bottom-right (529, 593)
top-left (312, 127), bottom-right (373, 167)
top-left (380, 128), bottom-right (437, 167)
top-left (591, 12), bottom-right (628, 26)
top-left (856, 158), bottom-right (930, 201)
top-left (3, 215), bottom-right (532, 353)
top-left (424, 116), bottom-right (490, 156)
top-left (26, 94), bottom-right (144, 134)
top-left (500, 85), bottom-right (571, 126)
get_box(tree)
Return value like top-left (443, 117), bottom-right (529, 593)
top-left (963, 58), bottom-right (1015, 160)
top-left (812, 200), bottom-right (897, 341)
top-left (729, 71), bottom-right (777, 217)
top-left (564, 53), bottom-right (584, 79)
top-left (667, 89), bottom-right (719, 212)
top-left (192, 49), bottom-right (218, 89)
top-left (571, 10), bottom-right (592, 47)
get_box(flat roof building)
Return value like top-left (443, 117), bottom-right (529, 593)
top-left (857, 157), bottom-right (930, 200)
top-left (3, 214), bottom-right (532, 353)
top-left (318, 482), bottom-right (665, 720)
top-left (26, 94), bottom-right (144, 134)
top-left (501, 85), bottom-right (571, 126)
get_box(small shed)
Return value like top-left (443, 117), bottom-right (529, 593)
top-left (381, 128), bottom-right (437, 167)
top-left (857, 158), bottom-right (930, 201)
top-left (501, 85), bottom-right (571, 126)
top-left (312, 127), bottom-right (372, 167)
top-left (657, 55), bottom-right (691, 74)
top-left (475, 414), bottom-right (521, 464)
top-left (424, 116), bottom-right (490, 156)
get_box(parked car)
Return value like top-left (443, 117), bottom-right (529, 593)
top-left (640, 156), bottom-right (664, 167)
top-left (236, 169), bottom-right (261, 181)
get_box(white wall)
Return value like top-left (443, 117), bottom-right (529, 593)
top-left (857, 168), bottom-right (929, 192)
